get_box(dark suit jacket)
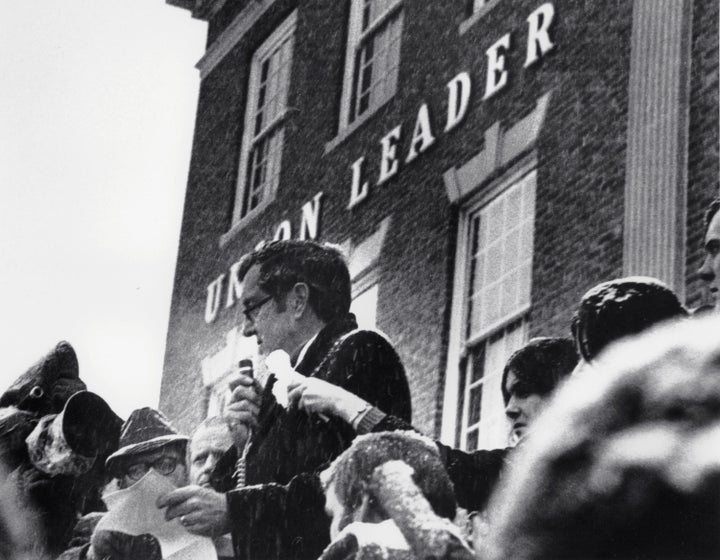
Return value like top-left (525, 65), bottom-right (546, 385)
top-left (214, 313), bottom-right (411, 560)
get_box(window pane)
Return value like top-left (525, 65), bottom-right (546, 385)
top-left (350, 284), bottom-right (378, 330)
top-left (465, 429), bottom-right (479, 451)
top-left (349, 8), bottom-right (402, 123)
top-left (470, 344), bottom-right (485, 383)
top-left (238, 14), bottom-right (295, 221)
top-left (468, 384), bottom-right (482, 426)
top-left (466, 171), bottom-right (536, 338)
top-left (477, 321), bottom-right (526, 450)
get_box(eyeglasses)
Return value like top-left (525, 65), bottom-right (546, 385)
top-left (126, 455), bottom-right (181, 481)
top-left (242, 295), bottom-right (273, 323)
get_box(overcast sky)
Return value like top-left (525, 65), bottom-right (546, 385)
top-left (0, 1), bottom-right (206, 418)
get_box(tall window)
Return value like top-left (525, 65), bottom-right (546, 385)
top-left (458, 170), bottom-right (536, 450)
top-left (339, 0), bottom-right (403, 129)
top-left (233, 12), bottom-right (296, 224)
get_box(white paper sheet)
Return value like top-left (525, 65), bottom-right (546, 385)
top-left (96, 470), bottom-right (218, 560)
top-left (265, 350), bottom-right (305, 408)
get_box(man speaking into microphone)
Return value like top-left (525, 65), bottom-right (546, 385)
top-left (158, 240), bottom-right (411, 560)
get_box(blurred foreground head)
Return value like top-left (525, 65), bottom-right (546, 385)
top-left (486, 314), bottom-right (720, 560)
top-left (572, 276), bottom-right (687, 362)
top-left (321, 431), bottom-right (456, 539)
top-left (0, 460), bottom-right (47, 560)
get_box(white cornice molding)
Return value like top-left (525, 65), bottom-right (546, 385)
top-left (196, 0), bottom-right (278, 79)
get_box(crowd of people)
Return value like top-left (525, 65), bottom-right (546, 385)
top-left (0, 198), bottom-right (719, 559)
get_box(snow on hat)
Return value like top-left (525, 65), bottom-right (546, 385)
top-left (0, 341), bottom-right (86, 416)
top-left (105, 407), bottom-right (187, 476)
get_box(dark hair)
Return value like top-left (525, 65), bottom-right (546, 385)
top-left (501, 337), bottom-right (578, 405)
top-left (323, 431), bottom-right (457, 522)
top-left (238, 240), bottom-right (351, 323)
top-left (485, 314), bottom-right (720, 560)
top-left (572, 277), bottom-right (687, 362)
top-left (705, 198), bottom-right (720, 230)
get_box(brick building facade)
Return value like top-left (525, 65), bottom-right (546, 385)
top-left (161, 0), bottom-right (719, 450)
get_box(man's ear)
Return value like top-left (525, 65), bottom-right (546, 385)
top-left (289, 282), bottom-right (310, 318)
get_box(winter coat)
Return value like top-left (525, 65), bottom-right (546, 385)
top-left (213, 314), bottom-right (412, 560)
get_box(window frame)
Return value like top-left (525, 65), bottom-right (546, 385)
top-left (458, 318), bottom-right (528, 451)
top-left (337, 0), bottom-right (404, 133)
top-left (441, 163), bottom-right (537, 449)
top-left (231, 11), bottom-right (297, 228)
top-left (459, 0), bottom-right (502, 35)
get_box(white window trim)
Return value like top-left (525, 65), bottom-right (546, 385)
top-left (440, 160), bottom-right (537, 445)
top-left (459, 0), bottom-right (502, 36)
top-left (458, 319), bottom-right (527, 450)
top-left (335, 0), bottom-right (403, 134)
top-left (230, 11), bottom-right (297, 229)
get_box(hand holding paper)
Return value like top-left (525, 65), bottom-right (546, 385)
top-left (95, 470), bottom-right (217, 560)
top-left (158, 485), bottom-right (230, 538)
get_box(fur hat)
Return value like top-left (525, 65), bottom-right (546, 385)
top-left (0, 341), bottom-right (86, 416)
top-left (105, 407), bottom-right (187, 477)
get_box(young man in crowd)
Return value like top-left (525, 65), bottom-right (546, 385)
top-left (485, 314), bottom-right (720, 560)
top-left (159, 240), bottom-right (411, 560)
top-left (698, 198), bottom-right (720, 313)
top-left (59, 407), bottom-right (189, 560)
top-left (571, 276), bottom-right (687, 364)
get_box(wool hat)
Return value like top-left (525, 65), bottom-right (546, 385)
top-left (105, 407), bottom-right (188, 476)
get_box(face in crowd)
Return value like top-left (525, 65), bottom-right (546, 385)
top-left (118, 444), bottom-right (187, 490)
top-left (238, 241), bottom-right (352, 357)
top-left (240, 264), bottom-right (297, 357)
top-left (189, 422), bottom-right (233, 488)
top-left (501, 338), bottom-right (578, 445)
top-left (699, 203), bottom-right (720, 310)
top-left (503, 370), bottom-right (549, 444)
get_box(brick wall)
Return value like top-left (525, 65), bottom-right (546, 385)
top-left (161, 0), bottom-right (717, 437)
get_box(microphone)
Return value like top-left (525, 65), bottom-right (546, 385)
top-left (231, 359), bottom-right (254, 489)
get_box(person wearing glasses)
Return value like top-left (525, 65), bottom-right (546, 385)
top-left (59, 407), bottom-right (188, 560)
top-left (158, 240), bottom-right (411, 560)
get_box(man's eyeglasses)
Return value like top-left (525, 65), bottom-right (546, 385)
top-left (126, 455), bottom-right (181, 481)
top-left (243, 295), bottom-right (273, 323)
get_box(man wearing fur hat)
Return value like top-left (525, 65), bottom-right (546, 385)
top-left (0, 342), bottom-right (121, 558)
top-left (59, 407), bottom-right (188, 560)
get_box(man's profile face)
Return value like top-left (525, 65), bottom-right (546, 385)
top-left (189, 424), bottom-right (233, 488)
top-left (699, 210), bottom-right (720, 310)
top-left (240, 264), bottom-right (295, 356)
top-left (504, 370), bottom-right (547, 444)
top-left (118, 446), bottom-right (187, 490)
